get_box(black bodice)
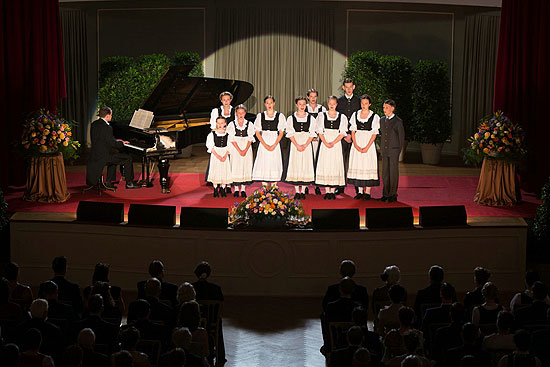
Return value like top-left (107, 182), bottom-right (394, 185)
top-left (292, 114), bottom-right (312, 132)
top-left (233, 120), bottom-right (249, 137)
top-left (355, 111), bottom-right (375, 131)
top-left (261, 112), bottom-right (280, 131)
top-left (323, 112), bottom-right (341, 130)
top-left (213, 132), bottom-right (228, 147)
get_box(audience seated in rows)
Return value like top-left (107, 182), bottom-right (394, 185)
top-left (377, 284), bottom-right (406, 335)
top-left (159, 327), bottom-right (208, 367)
top-left (432, 302), bottom-right (466, 362)
top-left (387, 332), bottom-right (430, 367)
top-left (177, 300), bottom-right (209, 359)
top-left (3, 262), bottom-right (33, 309)
top-left (0, 277), bottom-right (24, 321)
top-left (18, 328), bottom-right (55, 367)
top-left (51, 256), bottom-right (83, 316)
top-left (127, 299), bottom-right (168, 348)
top-left (83, 262), bottom-right (124, 313)
top-left (137, 260), bottom-right (178, 307)
top-left (413, 265), bottom-right (446, 326)
top-left (421, 282), bottom-right (456, 339)
top-left (73, 294), bottom-right (120, 352)
top-left (329, 325), bottom-right (364, 367)
top-left (463, 267), bottom-right (491, 318)
top-left (445, 323), bottom-right (491, 367)
top-left (77, 327), bottom-right (109, 367)
top-left (515, 281), bottom-right (549, 327)
top-left (497, 329), bottom-right (542, 367)
top-left (372, 265), bottom-right (406, 328)
top-left (509, 270), bottom-right (546, 314)
top-left (472, 282), bottom-right (503, 329)
top-left (113, 350), bottom-right (134, 367)
top-left (119, 326), bottom-right (151, 367)
top-left (351, 306), bottom-right (383, 365)
top-left (322, 260), bottom-right (369, 312)
top-left (62, 344), bottom-right (83, 367)
top-left (383, 307), bottom-right (424, 363)
top-left (39, 280), bottom-right (76, 321)
top-left (352, 347), bottom-right (372, 367)
top-left (143, 277), bottom-right (176, 328)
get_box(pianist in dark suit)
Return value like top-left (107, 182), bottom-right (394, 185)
top-left (86, 106), bottom-right (140, 189)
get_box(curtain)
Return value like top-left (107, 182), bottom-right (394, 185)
top-left (214, 8), bottom-right (334, 116)
top-left (460, 14), bottom-right (500, 147)
top-left (59, 9), bottom-right (89, 145)
top-left (0, 0), bottom-right (66, 189)
top-left (494, 0), bottom-right (550, 193)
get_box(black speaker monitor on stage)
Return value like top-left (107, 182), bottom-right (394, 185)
top-left (180, 207), bottom-right (228, 229)
top-left (365, 207), bottom-right (414, 229)
top-left (311, 209), bottom-right (360, 230)
top-left (419, 205), bottom-right (467, 227)
top-left (128, 204), bottom-right (176, 227)
top-left (76, 201), bottom-right (124, 223)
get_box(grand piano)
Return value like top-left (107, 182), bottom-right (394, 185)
top-left (112, 65), bottom-right (254, 193)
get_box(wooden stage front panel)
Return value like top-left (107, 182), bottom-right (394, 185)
top-left (10, 213), bottom-right (527, 296)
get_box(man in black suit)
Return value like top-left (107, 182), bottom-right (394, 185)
top-left (51, 256), bottom-right (83, 317)
top-left (515, 281), bottom-right (549, 327)
top-left (329, 326), bottom-right (363, 367)
top-left (40, 280), bottom-right (76, 321)
top-left (336, 78), bottom-right (361, 195)
top-left (137, 260), bottom-right (178, 307)
top-left (379, 99), bottom-right (404, 202)
top-left (77, 328), bottom-right (109, 367)
top-left (159, 327), bottom-right (205, 367)
top-left (72, 294), bottom-right (119, 352)
top-left (144, 278), bottom-right (176, 328)
top-left (421, 282), bottom-right (456, 340)
top-left (432, 302), bottom-right (465, 363)
top-left (463, 267), bottom-right (491, 318)
top-left (127, 299), bottom-right (168, 349)
top-left (351, 306), bottom-right (383, 365)
top-left (322, 260), bottom-right (369, 311)
top-left (86, 106), bottom-right (140, 189)
top-left (413, 265), bottom-right (445, 324)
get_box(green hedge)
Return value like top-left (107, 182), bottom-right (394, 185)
top-left (97, 52), bottom-right (204, 122)
top-left (533, 177), bottom-right (550, 242)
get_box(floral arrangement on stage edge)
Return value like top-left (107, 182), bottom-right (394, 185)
top-left (229, 184), bottom-right (309, 227)
top-left (463, 111), bottom-right (526, 166)
top-left (20, 109), bottom-right (81, 160)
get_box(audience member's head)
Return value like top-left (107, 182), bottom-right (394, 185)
top-left (0, 343), bottom-right (19, 367)
top-left (92, 263), bottom-right (110, 283)
top-left (347, 326), bottom-right (364, 346)
top-left (513, 329), bottom-right (532, 352)
top-left (145, 277), bottom-right (162, 298)
top-left (381, 265), bottom-right (401, 285)
top-left (178, 301), bottom-right (201, 331)
top-left (177, 282), bottom-right (196, 304)
top-left (39, 280), bottom-right (58, 300)
top-left (339, 260), bottom-right (356, 278)
top-left (352, 348), bottom-right (371, 367)
top-left (440, 282), bottom-right (456, 303)
top-left (0, 277), bottom-right (9, 303)
top-left (403, 332), bottom-right (420, 354)
top-left (165, 348), bottom-right (186, 367)
top-left (119, 326), bottom-right (140, 351)
top-left (496, 311), bottom-right (514, 333)
top-left (148, 260), bottom-right (165, 279)
top-left (450, 302), bottom-right (465, 323)
top-left (525, 270), bottom-right (540, 289)
top-left (171, 327), bottom-right (192, 349)
top-left (90, 281), bottom-right (115, 308)
top-left (429, 265), bottom-right (444, 284)
top-left (398, 306), bottom-right (416, 328)
top-left (460, 355), bottom-right (481, 367)
top-left (473, 267), bottom-right (491, 287)
top-left (62, 344), bottom-right (83, 367)
top-left (389, 284), bottom-right (406, 304)
top-left (52, 256), bottom-right (67, 275)
top-left (3, 262), bottom-right (19, 281)
top-left (77, 328), bottom-right (96, 350)
top-left (87, 294), bottom-right (104, 315)
top-left (23, 328), bottom-right (42, 351)
top-left (339, 276), bottom-right (355, 297)
top-left (112, 350), bottom-right (133, 367)
top-left (401, 355), bottom-right (421, 367)
top-left (352, 306), bottom-right (368, 327)
top-left (481, 282), bottom-right (498, 303)
top-left (532, 281), bottom-right (548, 301)
top-left (194, 261), bottom-right (211, 280)
top-left (128, 299), bottom-right (151, 320)
top-left (461, 323), bottom-right (478, 345)
top-left (30, 298), bottom-right (48, 319)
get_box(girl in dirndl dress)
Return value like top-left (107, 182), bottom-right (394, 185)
top-left (306, 88), bottom-right (327, 196)
top-left (205, 117), bottom-right (232, 197)
top-left (315, 95), bottom-right (348, 200)
top-left (227, 104), bottom-right (255, 198)
top-left (347, 94), bottom-right (380, 199)
top-left (283, 96), bottom-right (316, 199)
top-left (209, 91), bottom-right (234, 130)
top-left (252, 95), bottom-right (286, 185)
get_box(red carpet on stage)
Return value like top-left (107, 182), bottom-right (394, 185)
top-left (5, 172), bottom-right (540, 217)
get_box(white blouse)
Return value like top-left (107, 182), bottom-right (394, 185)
top-left (306, 104), bottom-right (327, 114)
top-left (209, 106), bottom-right (234, 129)
top-left (316, 112), bottom-right (348, 135)
top-left (227, 119), bottom-right (255, 143)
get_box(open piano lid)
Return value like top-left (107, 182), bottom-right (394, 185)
top-left (141, 65), bottom-right (254, 121)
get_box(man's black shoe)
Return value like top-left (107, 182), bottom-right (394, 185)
top-left (226, 187), bottom-right (232, 194)
top-left (241, 191), bottom-right (247, 197)
top-left (355, 186), bottom-right (359, 194)
top-left (315, 187), bottom-right (322, 195)
top-left (330, 193), bottom-right (336, 200)
top-left (363, 193), bottom-right (371, 200)
top-left (234, 191), bottom-right (240, 197)
top-left (354, 194), bottom-right (363, 200)
top-left (304, 187), bottom-right (309, 195)
top-left (323, 193), bottom-right (329, 200)
top-left (387, 195), bottom-right (397, 203)
top-left (213, 187), bottom-right (219, 198)
top-left (220, 188), bottom-right (227, 197)
top-left (125, 181), bottom-right (141, 189)
top-left (380, 196), bottom-right (388, 202)
top-left (334, 187), bottom-right (342, 195)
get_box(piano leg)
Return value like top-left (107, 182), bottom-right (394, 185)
top-left (138, 156), bottom-right (153, 187)
top-left (158, 158), bottom-right (171, 194)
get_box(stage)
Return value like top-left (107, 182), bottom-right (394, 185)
top-left (6, 153), bottom-right (538, 297)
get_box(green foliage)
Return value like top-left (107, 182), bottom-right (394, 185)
top-left (343, 51), bottom-right (386, 116)
top-left (98, 56), bottom-right (133, 88)
top-left (98, 54), bottom-right (171, 122)
top-left (97, 52), bottom-right (205, 122)
top-left (412, 60), bottom-right (451, 144)
top-left (173, 52), bottom-right (204, 77)
top-left (0, 188), bottom-right (8, 232)
top-left (533, 177), bottom-right (550, 242)
top-left (379, 55), bottom-right (415, 141)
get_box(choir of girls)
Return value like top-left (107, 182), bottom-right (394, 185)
top-left (206, 84), bottom-right (399, 201)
